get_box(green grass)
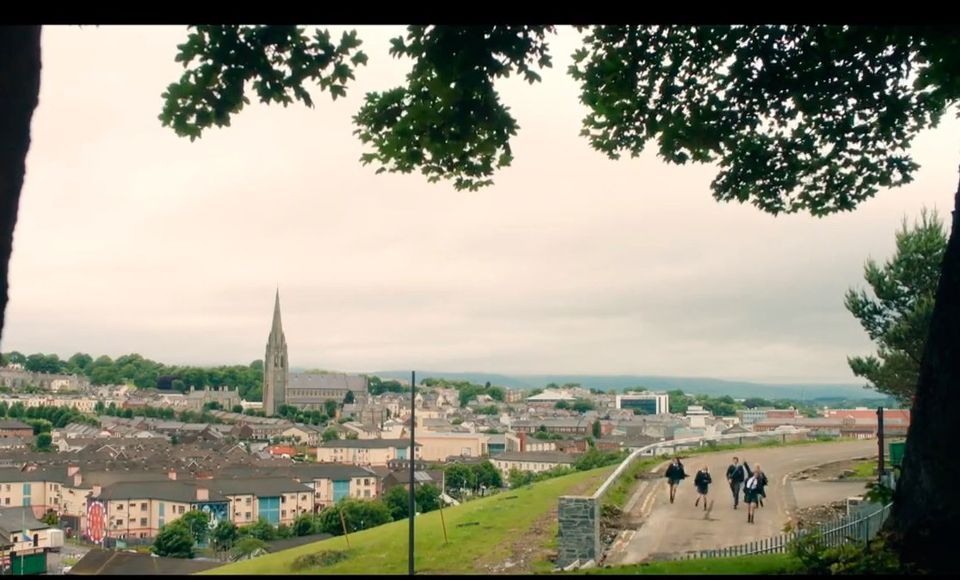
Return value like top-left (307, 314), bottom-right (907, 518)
top-left (602, 457), bottom-right (662, 509)
top-left (201, 465), bottom-right (616, 575)
top-left (563, 553), bottom-right (803, 575)
top-left (849, 458), bottom-right (889, 479)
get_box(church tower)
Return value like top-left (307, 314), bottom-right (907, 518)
top-left (263, 289), bottom-right (289, 416)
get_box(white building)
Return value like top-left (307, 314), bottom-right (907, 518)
top-left (615, 392), bottom-right (670, 415)
top-left (685, 405), bottom-right (711, 428)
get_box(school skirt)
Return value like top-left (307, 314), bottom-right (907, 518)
top-left (744, 489), bottom-right (759, 504)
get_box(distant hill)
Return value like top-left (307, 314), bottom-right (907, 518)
top-left (368, 370), bottom-right (885, 402)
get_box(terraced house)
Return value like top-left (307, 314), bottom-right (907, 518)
top-left (93, 480), bottom-right (227, 541)
top-left (0, 460), bottom-right (385, 543)
top-left (205, 477), bottom-right (314, 527)
top-left (0, 467), bottom-right (69, 517)
top-left (316, 438), bottom-right (421, 466)
top-left (219, 464), bottom-right (382, 509)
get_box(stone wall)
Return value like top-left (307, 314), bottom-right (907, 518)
top-left (556, 495), bottom-right (599, 567)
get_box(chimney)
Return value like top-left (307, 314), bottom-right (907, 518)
top-left (196, 487), bottom-right (209, 502)
top-left (519, 432), bottom-right (527, 452)
top-left (92, 484), bottom-right (102, 496)
top-left (167, 470), bottom-right (177, 480)
top-left (73, 473), bottom-right (82, 487)
top-left (67, 464), bottom-right (80, 477)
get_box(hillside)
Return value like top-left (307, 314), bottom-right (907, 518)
top-left (203, 465), bottom-right (615, 575)
top-left (370, 371), bottom-right (882, 401)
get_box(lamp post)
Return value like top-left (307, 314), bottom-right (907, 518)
top-left (409, 370), bottom-right (415, 576)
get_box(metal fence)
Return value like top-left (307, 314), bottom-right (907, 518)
top-left (674, 503), bottom-right (893, 560)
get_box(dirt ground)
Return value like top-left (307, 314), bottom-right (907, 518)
top-left (787, 454), bottom-right (877, 529)
top-left (791, 455), bottom-right (876, 481)
top-left (789, 500), bottom-right (848, 529)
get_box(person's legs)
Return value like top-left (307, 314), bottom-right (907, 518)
top-left (703, 492), bottom-right (708, 510)
top-left (731, 481), bottom-right (741, 508)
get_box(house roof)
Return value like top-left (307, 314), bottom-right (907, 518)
top-left (68, 548), bottom-right (221, 575)
top-left (288, 372), bottom-right (368, 392)
top-left (96, 480), bottom-right (227, 503)
top-left (318, 438), bottom-right (420, 449)
top-left (0, 507), bottom-right (48, 537)
top-left (207, 477), bottom-right (312, 497)
top-left (0, 420), bottom-right (32, 430)
top-left (493, 451), bottom-right (577, 464)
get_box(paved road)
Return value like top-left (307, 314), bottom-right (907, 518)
top-left (606, 439), bottom-right (877, 564)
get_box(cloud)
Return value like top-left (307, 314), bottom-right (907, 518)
top-left (4, 25), bottom-right (958, 384)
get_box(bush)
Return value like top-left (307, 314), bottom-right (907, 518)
top-left (290, 550), bottom-right (349, 571)
top-left (790, 531), bottom-right (903, 575)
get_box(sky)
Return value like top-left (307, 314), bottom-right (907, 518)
top-left (3, 25), bottom-right (958, 383)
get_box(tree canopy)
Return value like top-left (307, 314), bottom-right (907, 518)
top-left (846, 209), bottom-right (947, 403)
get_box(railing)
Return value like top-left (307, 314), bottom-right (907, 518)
top-left (592, 430), bottom-right (808, 501)
top-left (674, 503), bottom-right (893, 560)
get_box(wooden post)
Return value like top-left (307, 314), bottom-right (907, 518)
top-left (438, 500), bottom-right (448, 545)
top-left (339, 509), bottom-right (351, 548)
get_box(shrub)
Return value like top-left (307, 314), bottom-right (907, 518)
top-left (790, 531), bottom-right (903, 575)
top-left (290, 550), bottom-right (349, 571)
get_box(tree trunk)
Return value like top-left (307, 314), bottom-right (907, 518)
top-left (0, 26), bottom-right (42, 344)
top-left (890, 165), bottom-right (960, 574)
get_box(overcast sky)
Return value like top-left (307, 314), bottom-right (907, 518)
top-left (4, 25), bottom-right (958, 383)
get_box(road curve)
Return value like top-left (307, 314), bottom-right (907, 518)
top-left (606, 439), bottom-right (877, 565)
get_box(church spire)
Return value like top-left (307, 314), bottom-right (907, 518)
top-left (271, 288), bottom-right (283, 338)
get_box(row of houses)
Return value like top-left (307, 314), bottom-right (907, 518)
top-left (0, 460), bottom-right (383, 545)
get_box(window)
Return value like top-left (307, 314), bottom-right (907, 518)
top-left (281, 496), bottom-right (286, 504)
top-left (141, 503), bottom-right (148, 511)
top-left (364, 478), bottom-right (370, 485)
top-left (4, 498), bottom-right (9, 506)
top-left (118, 504), bottom-right (124, 510)
top-left (140, 518), bottom-right (147, 526)
top-left (245, 497), bottom-right (252, 505)
top-left (364, 490), bottom-right (370, 498)
top-left (245, 512), bottom-right (251, 519)
top-left (281, 510), bottom-right (286, 517)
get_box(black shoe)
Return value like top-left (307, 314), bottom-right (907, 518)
top-left (734, 504), bottom-right (738, 509)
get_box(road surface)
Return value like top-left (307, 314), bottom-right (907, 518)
top-left (606, 439), bottom-right (877, 564)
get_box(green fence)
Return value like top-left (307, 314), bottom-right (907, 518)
top-left (8, 552), bottom-right (47, 575)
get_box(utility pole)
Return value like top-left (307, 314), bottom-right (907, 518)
top-left (409, 370), bottom-right (416, 576)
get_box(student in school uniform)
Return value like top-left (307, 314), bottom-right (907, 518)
top-left (694, 465), bottom-right (712, 511)
top-left (665, 457), bottom-right (687, 504)
top-left (743, 464), bottom-right (769, 524)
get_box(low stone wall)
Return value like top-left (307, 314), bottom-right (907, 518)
top-left (557, 496), bottom-right (600, 566)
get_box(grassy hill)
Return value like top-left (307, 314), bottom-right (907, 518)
top-left (203, 465), bottom-right (616, 575)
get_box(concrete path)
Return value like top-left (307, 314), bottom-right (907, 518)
top-left (605, 439), bottom-right (877, 564)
